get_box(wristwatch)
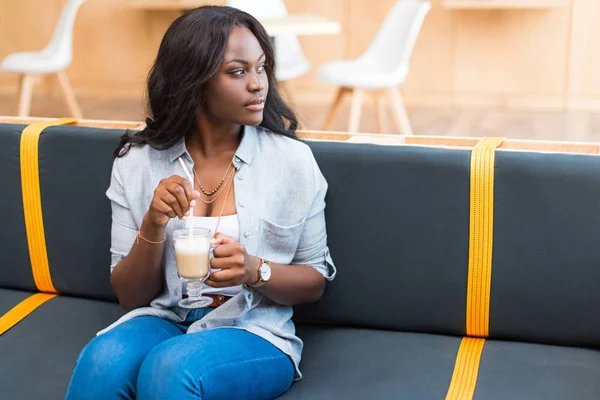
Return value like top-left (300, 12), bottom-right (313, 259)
top-left (249, 258), bottom-right (271, 288)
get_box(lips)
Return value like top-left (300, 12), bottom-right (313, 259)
top-left (245, 98), bottom-right (265, 111)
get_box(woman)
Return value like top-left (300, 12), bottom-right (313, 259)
top-left (65, 6), bottom-right (336, 400)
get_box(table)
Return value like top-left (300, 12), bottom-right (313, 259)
top-left (126, 1), bottom-right (341, 37)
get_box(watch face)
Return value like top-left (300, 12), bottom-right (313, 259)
top-left (260, 263), bottom-right (271, 281)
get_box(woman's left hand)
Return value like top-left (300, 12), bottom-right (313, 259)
top-left (205, 233), bottom-right (260, 288)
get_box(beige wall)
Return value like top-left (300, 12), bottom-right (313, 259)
top-left (1, 0), bottom-right (600, 111)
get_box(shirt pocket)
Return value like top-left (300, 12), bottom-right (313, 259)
top-left (257, 217), bottom-right (306, 265)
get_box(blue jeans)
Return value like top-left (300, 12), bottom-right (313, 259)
top-left (65, 308), bottom-right (294, 399)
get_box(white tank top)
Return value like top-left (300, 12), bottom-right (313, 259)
top-left (183, 214), bottom-right (242, 297)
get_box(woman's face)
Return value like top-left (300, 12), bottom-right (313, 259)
top-left (202, 26), bottom-right (269, 127)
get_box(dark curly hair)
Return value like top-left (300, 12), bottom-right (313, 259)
top-left (114, 5), bottom-right (298, 158)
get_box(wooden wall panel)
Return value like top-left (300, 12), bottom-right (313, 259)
top-left (0, 0), bottom-right (61, 55)
top-left (567, 0), bottom-right (600, 103)
top-left (285, 0), bottom-right (347, 93)
top-left (453, 7), bottom-right (571, 96)
top-left (0, 0), bottom-right (63, 89)
top-left (70, 0), bottom-right (157, 93)
top-left (402, 0), bottom-right (456, 106)
top-left (1, 0), bottom-right (600, 112)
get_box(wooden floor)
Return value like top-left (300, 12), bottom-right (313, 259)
top-left (2, 92), bottom-right (600, 142)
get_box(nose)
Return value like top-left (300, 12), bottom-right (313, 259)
top-left (247, 71), bottom-right (264, 93)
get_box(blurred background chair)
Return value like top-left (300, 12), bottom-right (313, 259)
top-left (227, 0), bottom-right (311, 90)
top-left (0, 0), bottom-right (85, 118)
top-left (319, 0), bottom-right (430, 134)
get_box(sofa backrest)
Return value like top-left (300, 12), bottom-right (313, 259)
top-left (2, 123), bottom-right (600, 349)
top-left (297, 141), bottom-right (471, 336)
top-left (297, 141), bottom-right (600, 349)
top-left (0, 124), bottom-right (35, 292)
top-left (0, 123), bottom-right (119, 301)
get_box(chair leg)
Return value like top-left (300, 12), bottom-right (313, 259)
top-left (388, 86), bottom-right (413, 135)
top-left (55, 70), bottom-right (83, 119)
top-left (348, 89), bottom-right (365, 133)
top-left (17, 74), bottom-right (36, 117)
top-left (322, 87), bottom-right (350, 131)
top-left (372, 91), bottom-right (388, 133)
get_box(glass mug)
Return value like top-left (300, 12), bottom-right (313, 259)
top-left (173, 227), bottom-right (213, 308)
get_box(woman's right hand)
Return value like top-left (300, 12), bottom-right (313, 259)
top-left (146, 175), bottom-right (200, 227)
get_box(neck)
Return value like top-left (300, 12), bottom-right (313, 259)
top-left (186, 114), bottom-right (242, 159)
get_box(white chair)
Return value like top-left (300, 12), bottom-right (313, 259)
top-left (227, 0), bottom-right (311, 84)
top-left (319, 0), bottom-right (430, 134)
top-left (0, 0), bottom-right (86, 118)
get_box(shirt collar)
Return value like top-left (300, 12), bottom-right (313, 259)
top-left (166, 125), bottom-right (257, 166)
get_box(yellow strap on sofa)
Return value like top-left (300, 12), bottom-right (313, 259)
top-left (466, 137), bottom-right (503, 338)
top-left (0, 119), bottom-right (76, 337)
top-left (0, 293), bottom-right (58, 335)
top-left (21, 118), bottom-right (76, 293)
top-left (445, 337), bottom-right (486, 400)
top-left (445, 137), bottom-right (503, 400)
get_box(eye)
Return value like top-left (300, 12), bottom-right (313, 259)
top-left (229, 69), bottom-right (245, 76)
top-left (257, 63), bottom-right (266, 73)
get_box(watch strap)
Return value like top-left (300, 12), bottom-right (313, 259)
top-left (248, 258), bottom-right (267, 288)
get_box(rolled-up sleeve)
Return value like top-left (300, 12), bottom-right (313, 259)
top-left (106, 157), bottom-right (138, 273)
top-left (291, 151), bottom-right (336, 281)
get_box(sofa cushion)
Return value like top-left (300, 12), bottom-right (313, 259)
top-left (299, 141), bottom-right (600, 348)
top-left (0, 124), bottom-right (36, 291)
top-left (38, 126), bottom-right (122, 301)
top-left (490, 151), bottom-right (600, 348)
top-left (282, 325), bottom-right (600, 400)
top-left (0, 288), bottom-right (33, 314)
top-left (296, 141), bottom-right (472, 337)
top-left (0, 123), bottom-right (123, 300)
top-left (474, 339), bottom-right (600, 399)
top-left (281, 325), bottom-right (461, 399)
top-left (0, 288), bottom-right (125, 399)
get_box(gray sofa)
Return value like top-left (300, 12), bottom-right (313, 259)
top-left (0, 122), bottom-right (599, 399)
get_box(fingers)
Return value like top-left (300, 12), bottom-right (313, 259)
top-left (162, 192), bottom-right (184, 219)
top-left (156, 176), bottom-right (198, 220)
top-left (205, 269), bottom-right (244, 288)
top-left (170, 175), bottom-right (193, 200)
top-left (150, 175), bottom-right (202, 225)
top-left (211, 233), bottom-right (236, 246)
top-left (171, 175), bottom-right (201, 202)
top-left (211, 241), bottom-right (245, 259)
top-left (168, 181), bottom-right (191, 217)
top-left (153, 198), bottom-right (178, 219)
top-left (204, 238), bottom-right (252, 287)
top-left (210, 252), bottom-right (246, 270)
top-left (211, 232), bottom-right (224, 243)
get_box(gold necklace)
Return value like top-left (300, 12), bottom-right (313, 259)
top-left (193, 162), bottom-right (233, 196)
top-left (196, 167), bottom-right (235, 205)
top-left (213, 169), bottom-right (235, 236)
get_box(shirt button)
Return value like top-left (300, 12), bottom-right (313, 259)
top-left (201, 323), bottom-right (207, 329)
top-left (237, 175), bottom-right (244, 180)
top-left (235, 156), bottom-right (240, 162)
top-left (232, 319), bottom-right (238, 325)
top-left (239, 201), bottom-right (245, 207)
top-left (247, 293), bottom-right (252, 300)
top-left (244, 232), bottom-right (250, 238)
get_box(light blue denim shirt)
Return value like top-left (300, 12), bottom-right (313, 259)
top-left (98, 125), bottom-right (336, 379)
